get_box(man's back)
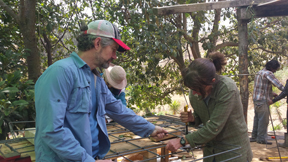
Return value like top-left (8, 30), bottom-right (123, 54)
top-left (253, 68), bottom-right (283, 101)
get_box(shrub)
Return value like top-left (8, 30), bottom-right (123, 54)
top-left (169, 100), bottom-right (181, 115)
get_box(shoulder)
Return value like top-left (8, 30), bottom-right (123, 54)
top-left (214, 75), bottom-right (238, 92)
top-left (51, 57), bottom-right (75, 70)
top-left (37, 57), bottom-right (77, 83)
top-left (260, 69), bottom-right (273, 76)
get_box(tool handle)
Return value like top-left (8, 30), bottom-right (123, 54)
top-left (184, 105), bottom-right (188, 112)
top-left (184, 105), bottom-right (188, 126)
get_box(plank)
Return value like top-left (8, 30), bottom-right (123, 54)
top-left (24, 128), bottom-right (36, 145)
top-left (0, 139), bottom-right (35, 161)
top-left (150, 128), bottom-right (182, 142)
top-left (107, 138), bottom-right (162, 156)
top-left (153, 0), bottom-right (274, 15)
top-left (238, 4), bottom-right (288, 20)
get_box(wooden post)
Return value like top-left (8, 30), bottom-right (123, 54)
top-left (237, 8), bottom-right (250, 123)
top-left (161, 147), bottom-right (169, 162)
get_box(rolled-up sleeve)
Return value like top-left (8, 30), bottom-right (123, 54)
top-left (267, 73), bottom-right (284, 91)
top-left (35, 66), bottom-right (94, 162)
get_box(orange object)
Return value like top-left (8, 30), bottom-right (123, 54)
top-left (271, 136), bottom-right (275, 139)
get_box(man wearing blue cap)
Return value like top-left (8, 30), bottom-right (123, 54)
top-left (34, 20), bottom-right (167, 162)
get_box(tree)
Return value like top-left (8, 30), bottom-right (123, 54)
top-left (0, 0), bottom-right (82, 140)
top-left (0, 41), bottom-right (34, 140)
top-left (0, 0), bottom-right (40, 83)
top-left (1, 0), bottom-right (288, 119)
top-left (85, 0), bottom-right (239, 110)
top-left (36, 1), bottom-right (89, 68)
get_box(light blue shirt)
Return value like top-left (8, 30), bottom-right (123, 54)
top-left (35, 52), bottom-right (155, 162)
top-left (89, 72), bottom-right (100, 157)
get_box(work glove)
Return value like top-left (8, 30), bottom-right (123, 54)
top-left (272, 79), bottom-right (288, 103)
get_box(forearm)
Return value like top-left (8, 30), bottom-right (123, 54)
top-left (272, 91), bottom-right (288, 103)
top-left (267, 75), bottom-right (284, 91)
top-left (106, 100), bottom-right (155, 137)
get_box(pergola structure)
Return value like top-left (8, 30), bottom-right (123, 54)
top-left (153, 0), bottom-right (288, 122)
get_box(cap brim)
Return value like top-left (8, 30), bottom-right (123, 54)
top-left (112, 38), bottom-right (130, 52)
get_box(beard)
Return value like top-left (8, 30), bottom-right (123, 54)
top-left (101, 61), bottom-right (110, 69)
top-left (95, 50), bottom-right (113, 69)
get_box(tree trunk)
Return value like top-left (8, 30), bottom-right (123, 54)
top-left (19, 0), bottom-right (40, 83)
top-left (22, 32), bottom-right (41, 82)
top-left (207, 8), bottom-right (221, 55)
top-left (191, 25), bottom-right (201, 59)
top-left (0, 0), bottom-right (41, 83)
top-left (43, 33), bottom-right (53, 66)
top-left (237, 9), bottom-right (250, 123)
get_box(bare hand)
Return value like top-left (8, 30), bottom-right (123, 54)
top-left (272, 92), bottom-right (278, 97)
top-left (166, 138), bottom-right (182, 152)
top-left (268, 99), bottom-right (273, 105)
top-left (150, 126), bottom-right (168, 140)
top-left (180, 109), bottom-right (194, 123)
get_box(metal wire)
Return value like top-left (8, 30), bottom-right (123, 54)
top-left (268, 106), bottom-right (282, 161)
top-left (3, 116), bottom-right (243, 162)
top-left (0, 138), bottom-right (35, 156)
top-left (190, 145), bottom-right (241, 162)
top-left (105, 118), bottom-right (242, 162)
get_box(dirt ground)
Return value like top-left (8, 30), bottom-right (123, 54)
top-left (182, 138), bottom-right (288, 161)
top-left (247, 98), bottom-right (288, 162)
top-left (249, 136), bottom-right (288, 162)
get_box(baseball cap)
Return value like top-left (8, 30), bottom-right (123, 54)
top-left (86, 20), bottom-right (130, 52)
top-left (103, 65), bottom-right (127, 90)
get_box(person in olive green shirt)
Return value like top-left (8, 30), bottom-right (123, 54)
top-left (166, 52), bottom-right (253, 162)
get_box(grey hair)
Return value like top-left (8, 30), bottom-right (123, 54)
top-left (76, 34), bottom-right (115, 52)
top-left (95, 35), bottom-right (115, 48)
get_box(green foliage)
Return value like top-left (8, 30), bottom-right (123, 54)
top-left (169, 100), bottom-right (181, 115)
top-left (283, 119), bottom-right (287, 128)
top-left (157, 111), bottom-right (167, 116)
top-left (2, 0), bottom-right (288, 119)
top-left (272, 100), bottom-right (282, 108)
top-left (273, 124), bottom-right (282, 131)
top-left (248, 17), bottom-right (288, 76)
top-left (0, 41), bottom-right (34, 139)
top-left (0, 70), bottom-right (35, 139)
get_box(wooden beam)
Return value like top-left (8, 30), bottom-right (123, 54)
top-left (238, 4), bottom-right (288, 20)
top-left (254, 5), bottom-right (288, 18)
top-left (237, 8), bottom-right (250, 123)
top-left (153, 0), bottom-right (275, 15)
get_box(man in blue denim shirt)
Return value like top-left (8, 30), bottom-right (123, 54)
top-left (34, 20), bottom-right (167, 162)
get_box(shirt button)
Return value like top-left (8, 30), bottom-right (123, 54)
top-left (57, 99), bottom-right (60, 102)
top-left (207, 120), bottom-right (210, 123)
top-left (215, 129), bottom-right (218, 131)
top-left (88, 81), bottom-right (90, 84)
